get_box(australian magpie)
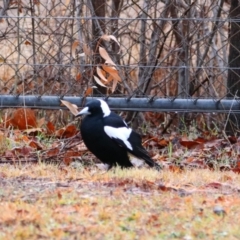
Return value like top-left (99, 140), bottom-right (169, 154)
top-left (76, 99), bottom-right (161, 170)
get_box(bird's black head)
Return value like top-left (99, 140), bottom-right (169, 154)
top-left (76, 99), bottom-right (111, 117)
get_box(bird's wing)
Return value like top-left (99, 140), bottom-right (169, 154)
top-left (103, 113), bottom-right (133, 151)
top-left (103, 113), bottom-right (161, 170)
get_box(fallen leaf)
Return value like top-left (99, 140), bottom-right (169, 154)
top-left (61, 100), bottom-right (79, 116)
top-left (63, 151), bottom-right (81, 165)
top-left (24, 128), bottom-right (43, 135)
top-left (46, 148), bottom-right (60, 157)
top-left (180, 140), bottom-right (203, 150)
top-left (9, 108), bottom-right (37, 130)
top-left (55, 125), bottom-right (78, 138)
top-left (13, 146), bottom-right (33, 156)
top-left (29, 140), bottom-right (44, 150)
top-left (46, 121), bottom-right (55, 135)
top-left (37, 117), bottom-right (45, 128)
top-left (205, 182), bottom-right (223, 189)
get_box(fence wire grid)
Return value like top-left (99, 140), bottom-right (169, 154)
top-left (1, 0), bottom-right (240, 132)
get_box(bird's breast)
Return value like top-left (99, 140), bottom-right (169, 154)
top-left (81, 117), bottom-right (105, 141)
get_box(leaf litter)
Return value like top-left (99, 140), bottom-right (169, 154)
top-left (1, 108), bottom-right (240, 238)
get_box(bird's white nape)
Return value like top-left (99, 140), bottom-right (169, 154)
top-left (99, 99), bottom-right (111, 117)
top-left (104, 126), bottom-right (133, 150)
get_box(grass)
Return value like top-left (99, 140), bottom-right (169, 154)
top-left (0, 164), bottom-right (240, 239)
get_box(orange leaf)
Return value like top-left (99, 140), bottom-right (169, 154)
top-left (47, 121), bottom-right (55, 135)
top-left (63, 151), bottom-right (81, 165)
top-left (85, 87), bottom-right (93, 97)
top-left (25, 40), bottom-right (31, 45)
top-left (96, 67), bottom-right (108, 82)
top-left (158, 138), bottom-right (169, 147)
top-left (76, 72), bottom-right (81, 81)
top-left (55, 125), bottom-right (78, 138)
top-left (29, 140), bottom-right (44, 150)
top-left (102, 64), bottom-right (121, 81)
top-left (9, 108), bottom-right (37, 130)
top-left (46, 148), bottom-right (60, 157)
top-left (72, 40), bottom-right (80, 57)
top-left (179, 140), bottom-right (202, 149)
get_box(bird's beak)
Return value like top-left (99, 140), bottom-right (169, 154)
top-left (76, 107), bottom-right (90, 117)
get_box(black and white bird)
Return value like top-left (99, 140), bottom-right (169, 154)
top-left (76, 99), bottom-right (161, 170)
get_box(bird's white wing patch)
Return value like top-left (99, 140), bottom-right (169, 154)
top-left (104, 126), bottom-right (133, 150)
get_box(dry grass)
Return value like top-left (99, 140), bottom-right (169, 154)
top-left (0, 164), bottom-right (240, 239)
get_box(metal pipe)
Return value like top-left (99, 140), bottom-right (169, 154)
top-left (0, 95), bottom-right (239, 113)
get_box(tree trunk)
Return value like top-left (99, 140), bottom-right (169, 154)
top-left (90, 0), bottom-right (106, 94)
top-left (226, 0), bottom-right (240, 135)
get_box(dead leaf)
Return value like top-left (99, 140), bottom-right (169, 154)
top-left (158, 138), bottom-right (169, 147)
top-left (13, 146), bottom-right (33, 156)
top-left (180, 140), bottom-right (203, 150)
top-left (82, 43), bottom-right (92, 56)
top-left (111, 79), bottom-right (118, 93)
top-left (55, 125), bottom-right (78, 138)
top-left (75, 142), bottom-right (88, 151)
top-left (46, 121), bottom-right (55, 135)
top-left (8, 108), bottom-right (37, 130)
top-left (99, 47), bottom-right (116, 66)
top-left (24, 40), bottom-right (31, 45)
top-left (101, 34), bottom-right (120, 46)
top-left (71, 40), bottom-right (80, 57)
top-left (76, 72), bottom-right (81, 81)
top-left (228, 136), bottom-right (237, 144)
top-left (61, 100), bottom-right (79, 116)
top-left (102, 64), bottom-right (122, 81)
top-left (29, 140), bottom-right (44, 150)
top-left (205, 182), bottom-right (223, 189)
top-left (84, 88), bottom-right (93, 97)
top-left (63, 151), bottom-right (81, 165)
top-left (24, 128), bottom-right (43, 135)
top-left (96, 67), bottom-right (108, 82)
top-left (37, 117), bottom-right (45, 128)
top-left (46, 148), bottom-right (60, 157)
top-left (93, 76), bottom-right (107, 88)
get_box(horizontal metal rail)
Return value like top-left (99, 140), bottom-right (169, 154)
top-left (0, 95), bottom-right (239, 113)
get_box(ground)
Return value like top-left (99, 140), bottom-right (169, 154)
top-left (0, 164), bottom-right (239, 240)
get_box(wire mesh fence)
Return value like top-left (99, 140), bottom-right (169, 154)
top-left (0, 0), bottom-right (240, 132)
